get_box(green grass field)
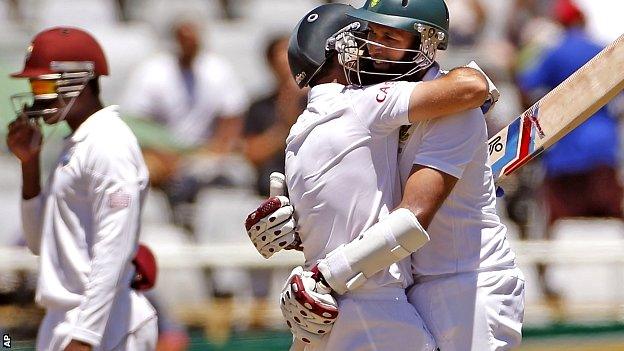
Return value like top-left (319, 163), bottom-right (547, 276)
top-left (5, 322), bottom-right (624, 351)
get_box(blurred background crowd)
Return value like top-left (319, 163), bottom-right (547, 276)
top-left (0, 0), bottom-right (623, 350)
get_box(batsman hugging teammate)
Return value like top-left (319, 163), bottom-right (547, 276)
top-left (246, 1), bottom-right (525, 350)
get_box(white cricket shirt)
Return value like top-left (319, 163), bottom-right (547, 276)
top-left (398, 68), bottom-right (516, 277)
top-left (285, 81), bottom-right (418, 291)
top-left (21, 106), bottom-right (155, 348)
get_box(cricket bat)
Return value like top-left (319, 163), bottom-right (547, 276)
top-left (488, 33), bottom-right (624, 182)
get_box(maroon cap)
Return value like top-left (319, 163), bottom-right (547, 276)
top-left (11, 27), bottom-right (108, 78)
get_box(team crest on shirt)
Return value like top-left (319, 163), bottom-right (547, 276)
top-left (370, 0), bottom-right (382, 8)
top-left (398, 124), bottom-right (413, 154)
top-left (399, 125), bottom-right (411, 143)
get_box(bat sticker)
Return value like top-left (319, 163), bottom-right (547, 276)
top-left (491, 103), bottom-right (545, 178)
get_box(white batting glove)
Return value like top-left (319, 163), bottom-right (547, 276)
top-left (280, 266), bottom-right (338, 345)
top-left (245, 196), bottom-right (300, 258)
top-left (245, 172), bottom-right (301, 258)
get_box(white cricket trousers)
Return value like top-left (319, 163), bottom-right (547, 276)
top-left (407, 267), bottom-right (525, 351)
top-left (101, 317), bottom-right (158, 351)
top-left (37, 311), bottom-right (157, 351)
top-left (309, 287), bottom-right (437, 351)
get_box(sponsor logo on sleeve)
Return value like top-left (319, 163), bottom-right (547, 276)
top-left (109, 190), bottom-right (131, 209)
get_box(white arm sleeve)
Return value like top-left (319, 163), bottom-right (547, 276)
top-left (70, 151), bottom-right (145, 347)
top-left (316, 208), bottom-right (429, 295)
top-left (21, 195), bottom-right (44, 255)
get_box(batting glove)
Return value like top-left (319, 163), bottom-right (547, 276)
top-left (245, 196), bottom-right (301, 258)
top-left (131, 244), bottom-right (157, 291)
top-left (280, 266), bottom-right (338, 345)
top-left (245, 172), bottom-right (301, 258)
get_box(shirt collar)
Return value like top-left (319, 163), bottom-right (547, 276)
top-left (306, 65), bottom-right (440, 100)
top-left (422, 62), bottom-right (441, 82)
top-left (70, 105), bottom-right (119, 143)
top-left (308, 83), bottom-right (346, 103)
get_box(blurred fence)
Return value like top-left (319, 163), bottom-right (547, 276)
top-left (2, 239), bottom-right (624, 270)
top-left (2, 232), bottom-right (624, 325)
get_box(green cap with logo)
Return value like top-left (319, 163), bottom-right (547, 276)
top-left (348, 0), bottom-right (450, 49)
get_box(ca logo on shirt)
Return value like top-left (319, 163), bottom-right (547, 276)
top-left (376, 85), bottom-right (391, 103)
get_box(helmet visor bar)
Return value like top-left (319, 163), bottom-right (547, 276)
top-left (11, 93), bottom-right (59, 118)
top-left (336, 29), bottom-right (438, 86)
top-left (50, 61), bottom-right (95, 73)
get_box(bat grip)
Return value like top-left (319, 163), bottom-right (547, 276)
top-left (269, 172), bottom-right (286, 197)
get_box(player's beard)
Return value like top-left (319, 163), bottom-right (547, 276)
top-left (357, 48), bottom-right (429, 85)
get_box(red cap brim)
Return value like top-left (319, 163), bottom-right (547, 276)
top-left (10, 67), bottom-right (54, 78)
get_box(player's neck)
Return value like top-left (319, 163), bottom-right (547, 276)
top-left (66, 97), bottom-right (104, 131)
top-left (178, 54), bottom-right (196, 69)
top-left (315, 71), bottom-right (347, 86)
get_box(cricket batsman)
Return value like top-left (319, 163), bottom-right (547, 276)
top-left (246, 3), bottom-right (495, 349)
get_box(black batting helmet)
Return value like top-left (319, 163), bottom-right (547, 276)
top-left (288, 3), bottom-right (365, 88)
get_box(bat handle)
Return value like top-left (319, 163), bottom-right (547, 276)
top-left (269, 172), bottom-right (287, 197)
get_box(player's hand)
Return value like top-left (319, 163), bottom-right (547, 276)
top-left (7, 115), bottom-right (42, 164)
top-left (64, 340), bottom-right (92, 351)
top-left (245, 196), bottom-right (301, 258)
top-left (280, 266), bottom-right (338, 345)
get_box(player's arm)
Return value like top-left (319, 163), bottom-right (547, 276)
top-left (317, 111), bottom-right (484, 294)
top-left (398, 165), bottom-right (457, 228)
top-left (408, 66), bottom-right (489, 123)
top-left (7, 116), bottom-right (43, 254)
top-left (316, 174), bottom-right (456, 295)
top-left (69, 148), bottom-right (145, 348)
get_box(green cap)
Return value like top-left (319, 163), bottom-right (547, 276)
top-left (348, 0), bottom-right (449, 49)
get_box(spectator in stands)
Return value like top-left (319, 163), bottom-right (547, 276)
top-left (242, 34), bottom-right (306, 330)
top-left (244, 35), bottom-right (307, 197)
top-left (446, 0), bottom-right (486, 47)
top-left (122, 18), bottom-right (248, 232)
top-left (517, 0), bottom-right (623, 308)
top-left (506, 0), bottom-right (557, 47)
